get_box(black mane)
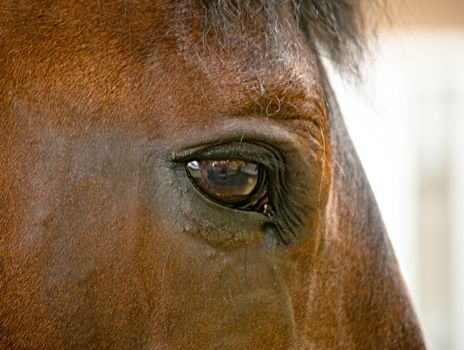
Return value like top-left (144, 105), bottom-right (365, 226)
top-left (294, 0), bottom-right (381, 73)
top-left (200, 0), bottom-right (383, 74)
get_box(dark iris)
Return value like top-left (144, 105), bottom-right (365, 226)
top-left (186, 159), bottom-right (268, 210)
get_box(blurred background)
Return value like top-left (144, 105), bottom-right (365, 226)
top-left (327, 1), bottom-right (464, 349)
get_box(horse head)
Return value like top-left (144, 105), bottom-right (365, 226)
top-left (0, 1), bottom-right (425, 348)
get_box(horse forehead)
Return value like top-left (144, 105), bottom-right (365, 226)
top-left (3, 1), bottom-right (321, 123)
top-left (95, 1), bottom-right (316, 86)
top-left (139, 5), bottom-right (321, 118)
top-left (160, 3), bottom-right (318, 88)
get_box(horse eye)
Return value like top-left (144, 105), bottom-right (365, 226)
top-left (186, 159), bottom-right (268, 209)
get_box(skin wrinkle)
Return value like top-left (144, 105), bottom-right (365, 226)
top-left (160, 251), bottom-right (170, 338)
top-left (0, 1), bottom-right (425, 349)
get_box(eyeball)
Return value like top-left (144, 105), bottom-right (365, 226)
top-left (186, 159), bottom-right (267, 209)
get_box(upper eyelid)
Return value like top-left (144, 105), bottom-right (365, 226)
top-left (171, 141), bottom-right (286, 170)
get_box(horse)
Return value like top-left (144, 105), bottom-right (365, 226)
top-left (0, 1), bottom-right (426, 349)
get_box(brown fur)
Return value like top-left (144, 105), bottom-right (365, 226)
top-left (0, 1), bottom-right (425, 349)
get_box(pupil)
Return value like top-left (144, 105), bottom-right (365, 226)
top-left (186, 160), bottom-right (262, 205)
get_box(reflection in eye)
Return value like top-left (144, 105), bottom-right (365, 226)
top-left (186, 159), bottom-right (268, 209)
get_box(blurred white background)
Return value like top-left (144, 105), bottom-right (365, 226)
top-left (327, 3), bottom-right (464, 348)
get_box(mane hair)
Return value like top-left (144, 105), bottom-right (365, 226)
top-left (199, 0), bottom-right (384, 75)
